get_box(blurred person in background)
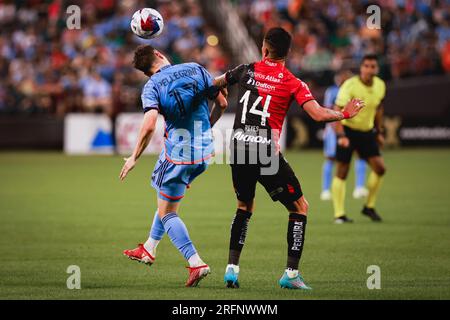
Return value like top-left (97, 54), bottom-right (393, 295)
top-left (320, 69), bottom-right (368, 201)
top-left (79, 69), bottom-right (112, 116)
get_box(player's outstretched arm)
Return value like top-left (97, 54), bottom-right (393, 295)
top-left (303, 98), bottom-right (364, 122)
top-left (213, 73), bottom-right (228, 89)
top-left (119, 109), bottom-right (158, 181)
top-left (209, 92), bottom-right (228, 127)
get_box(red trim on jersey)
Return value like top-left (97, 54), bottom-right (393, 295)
top-left (159, 191), bottom-right (184, 201)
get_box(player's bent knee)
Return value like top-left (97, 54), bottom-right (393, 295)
top-left (237, 200), bottom-right (254, 212)
top-left (284, 197), bottom-right (308, 215)
top-left (299, 197), bottom-right (309, 215)
top-left (336, 163), bottom-right (350, 179)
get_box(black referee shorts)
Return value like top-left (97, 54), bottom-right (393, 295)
top-left (336, 126), bottom-right (381, 164)
top-left (230, 153), bottom-right (303, 205)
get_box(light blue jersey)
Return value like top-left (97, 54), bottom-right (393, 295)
top-left (323, 85), bottom-right (339, 158)
top-left (141, 62), bottom-right (217, 202)
top-left (141, 62), bottom-right (215, 164)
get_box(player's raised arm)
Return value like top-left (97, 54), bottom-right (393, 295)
top-left (213, 64), bottom-right (247, 91)
top-left (119, 109), bottom-right (158, 181)
top-left (302, 98), bottom-right (364, 122)
top-left (213, 73), bottom-right (228, 90)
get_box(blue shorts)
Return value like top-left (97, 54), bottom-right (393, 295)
top-left (151, 153), bottom-right (209, 202)
top-left (323, 125), bottom-right (337, 158)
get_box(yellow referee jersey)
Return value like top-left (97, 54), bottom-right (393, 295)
top-left (335, 75), bottom-right (386, 132)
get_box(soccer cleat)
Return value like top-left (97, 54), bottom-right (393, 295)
top-left (320, 190), bottom-right (332, 201)
top-left (279, 271), bottom-right (312, 290)
top-left (185, 264), bottom-right (210, 287)
top-left (123, 243), bottom-right (155, 266)
top-left (334, 215), bottom-right (354, 224)
top-left (224, 265), bottom-right (240, 288)
top-left (362, 206), bottom-right (382, 222)
top-left (353, 187), bottom-right (369, 199)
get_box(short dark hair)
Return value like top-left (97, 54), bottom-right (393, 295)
top-left (264, 27), bottom-right (292, 59)
top-left (133, 45), bottom-right (156, 75)
top-left (361, 53), bottom-right (378, 64)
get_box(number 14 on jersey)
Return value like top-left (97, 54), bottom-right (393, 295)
top-left (239, 90), bottom-right (272, 126)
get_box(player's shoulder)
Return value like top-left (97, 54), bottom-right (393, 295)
top-left (142, 78), bottom-right (156, 92)
top-left (373, 76), bottom-right (386, 88)
top-left (181, 62), bottom-right (209, 73)
top-left (288, 73), bottom-right (310, 92)
top-left (183, 62), bottom-right (212, 77)
top-left (231, 63), bottom-right (252, 72)
top-left (182, 61), bottom-right (202, 69)
top-left (343, 75), bottom-right (359, 87)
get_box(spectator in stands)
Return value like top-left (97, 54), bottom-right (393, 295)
top-left (80, 70), bottom-right (112, 116)
top-left (236, 0), bottom-right (448, 84)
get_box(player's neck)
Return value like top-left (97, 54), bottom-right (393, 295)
top-left (359, 75), bottom-right (373, 86)
top-left (151, 61), bottom-right (171, 74)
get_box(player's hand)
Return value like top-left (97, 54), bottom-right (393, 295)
top-left (376, 133), bottom-right (385, 148)
top-left (338, 136), bottom-right (350, 148)
top-left (119, 156), bottom-right (137, 181)
top-left (343, 98), bottom-right (365, 118)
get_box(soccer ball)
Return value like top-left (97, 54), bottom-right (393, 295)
top-left (130, 8), bottom-right (164, 39)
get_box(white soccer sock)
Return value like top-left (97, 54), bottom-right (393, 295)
top-left (188, 253), bottom-right (205, 267)
top-left (143, 238), bottom-right (159, 255)
top-left (226, 264), bottom-right (240, 273)
top-left (286, 268), bottom-right (299, 278)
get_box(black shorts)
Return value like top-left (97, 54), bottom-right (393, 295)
top-left (336, 126), bottom-right (381, 164)
top-left (230, 153), bottom-right (303, 204)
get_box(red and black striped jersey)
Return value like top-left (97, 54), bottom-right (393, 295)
top-left (226, 58), bottom-right (315, 154)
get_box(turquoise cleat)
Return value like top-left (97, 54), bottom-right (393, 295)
top-left (224, 266), bottom-right (240, 288)
top-left (279, 271), bottom-right (312, 290)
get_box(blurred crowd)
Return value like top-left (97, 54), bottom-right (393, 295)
top-left (0, 0), bottom-right (230, 115)
top-left (236, 0), bottom-right (450, 85)
top-left (1, 0), bottom-right (450, 116)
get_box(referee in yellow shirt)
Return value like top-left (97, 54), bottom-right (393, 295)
top-left (332, 54), bottom-right (386, 223)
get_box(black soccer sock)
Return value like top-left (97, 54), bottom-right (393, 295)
top-left (286, 213), bottom-right (307, 270)
top-left (228, 209), bottom-right (252, 265)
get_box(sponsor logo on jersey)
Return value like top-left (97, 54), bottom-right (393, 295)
top-left (232, 131), bottom-right (271, 144)
top-left (254, 72), bottom-right (281, 83)
top-left (246, 77), bottom-right (276, 91)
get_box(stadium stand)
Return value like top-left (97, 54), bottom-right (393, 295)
top-left (0, 0), bottom-right (230, 115)
top-left (234, 0), bottom-right (449, 84)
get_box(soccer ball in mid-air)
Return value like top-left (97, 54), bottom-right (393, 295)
top-left (130, 8), bottom-right (164, 39)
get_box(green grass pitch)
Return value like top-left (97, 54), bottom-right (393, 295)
top-left (1, 149), bottom-right (449, 299)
